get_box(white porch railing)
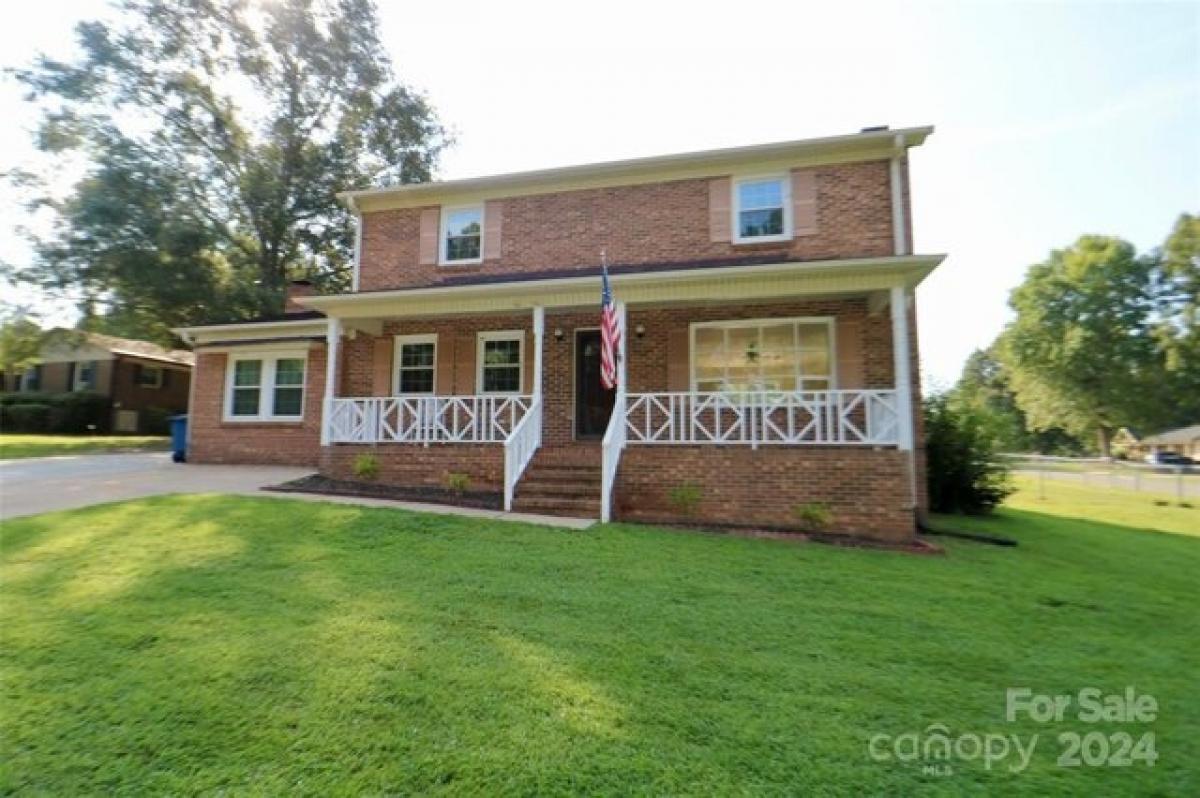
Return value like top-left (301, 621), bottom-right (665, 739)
top-left (326, 395), bottom-right (534, 444)
top-left (503, 395), bottom-right (542, 511)
top-left (600, 388), bottom-right (627, 523)
top-left (623, 390), bottom-right (900, 446)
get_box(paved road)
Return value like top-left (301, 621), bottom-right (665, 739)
top-left (0, 452), bottom-right (594, 528)
top-left (0, 453), bottom-right (312, 521)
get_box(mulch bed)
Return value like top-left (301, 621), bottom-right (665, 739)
top-left (264, 474), bottom-right (503, 511)
top-left (616, 515), bottom-right (945, 555)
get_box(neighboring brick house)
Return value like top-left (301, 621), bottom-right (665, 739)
top-left (1, 331), bottom-right (194, 433)
top-left (179, 126), bottom-right (945, 541)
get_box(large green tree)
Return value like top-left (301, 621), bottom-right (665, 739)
top-left (1000, 235), bottom-right (1163, 456)
top-left (953, 345), bottom-right (1083, 454)
top-left (1152, 214), bottom-right (1200, 426)
top-left (14, 0), bottom-right (446, 344)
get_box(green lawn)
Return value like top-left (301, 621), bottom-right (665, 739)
top-left (1, 489), bottom-right (1196, 794)
top-left (0, 434), bottom-right (170, 460)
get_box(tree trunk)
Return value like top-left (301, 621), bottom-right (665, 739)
top-left (1097, 426), bottom-right (1113, 459)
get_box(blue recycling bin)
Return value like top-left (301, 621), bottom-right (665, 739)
top-left (169, 415), bottom-right (188, 463)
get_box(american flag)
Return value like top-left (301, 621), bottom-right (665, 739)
top-left (600, 255), bottom-right (621, 391)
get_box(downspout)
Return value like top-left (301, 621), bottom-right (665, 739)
top-left (890, 135), bottom-right (920, 525)
top-left (349, 196), bottom-right (363, 293)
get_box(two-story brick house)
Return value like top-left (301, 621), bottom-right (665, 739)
top-left (179, 126), bottom-right (944, 541)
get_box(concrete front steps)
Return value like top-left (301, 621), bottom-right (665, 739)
top-left (512, 446), bottom-right (602, 518)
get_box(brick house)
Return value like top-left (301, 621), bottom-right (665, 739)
top-left (179, 126), bottom-right (944, 541)
top-left (1, 331), bottom-right (193, 433)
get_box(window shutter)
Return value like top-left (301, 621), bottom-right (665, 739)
top-left (372, 337), bottom-right (393, 395)
top-left (483, 200), bottom-right (503, 260)
top-left (66, 362), bottom-right (76, 391)
top-left (455, 333), bottom-right (476, 394)
top-left (161, 368), bottom-right (171, 388)
top-left (435, 336), bottom-right (454, 395)
top-left (667, 328), bottom-right (690, 391)
top-left (791, 169), bottom-right (818, 236)
top-left (835, 317), bottom-right (864, 389)
top-left (418, 208), bottom-right (440, 265)
top-left (708, 178), bottom-right (731, 243)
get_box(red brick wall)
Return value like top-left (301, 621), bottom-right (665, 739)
top-left (359, 160), bottom-right (896, 291)
top-left (110, 359), bottom-right (190, 415)
top-left (188, 347), bottom-right (325, 466)
top-left (320, 445), bottom-right (504, 491)
top-left (615, 447), bottom-right (914, 541)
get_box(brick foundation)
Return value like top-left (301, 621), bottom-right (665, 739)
top-left (320, 444), bottom-right (505, 492)
top-left (615, 446), bottom-right (915, 542)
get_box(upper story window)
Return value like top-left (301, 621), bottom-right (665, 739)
top-left (225, 351), bottom-right (307, 422)
top-left (733, 176), bottom-right (791, 243)
top-left (477, 331), bottom-right (523, 394)
top-left (691, 318), bottom-right (833, 393)
top-left (441, 206), bottom-right (483, 264)
top-left (394, 334), bottom-right (437, 395)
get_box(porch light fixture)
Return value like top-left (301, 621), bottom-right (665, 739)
top-left (634, 324), bottom-right (646, 339)
top-left (554, 327), bottom-right (564, 341)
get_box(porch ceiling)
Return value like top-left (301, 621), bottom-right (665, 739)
top-left (299, 254), bottom-right (945, 322)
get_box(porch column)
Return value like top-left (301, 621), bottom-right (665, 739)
top-left (890, 285), bottom-right (914, 452)
top-left (617, 300), bottom-right (628, 391)
top-left (532, 305), bottom-right (544, 398)
top-left (320, 316), bottom-right (342, 445)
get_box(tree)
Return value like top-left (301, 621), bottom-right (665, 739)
top-left (13, 0), bottom-right (446, 342)
top-left (953, 345), bottom-right (1083, 454)
top-left (0, 311), bottom-right (45, 390)
top-left (1151, 214), bottom-right (1200, 427)
top-left (1000, 236), bottom-right (1162, 456)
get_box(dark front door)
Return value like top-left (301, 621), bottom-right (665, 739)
top-left (575, 330), bottom-right (615, 438)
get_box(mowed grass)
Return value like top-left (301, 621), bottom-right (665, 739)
top-left (1, 492), bottom-right (1197, 795)
top-left (0, 434), bottom-right (169, 460)
top-left (1006, 473), bottom-right (1198, 537)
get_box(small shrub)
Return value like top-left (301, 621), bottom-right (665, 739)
top-left (139, 406), bottom-right (171, 436)
top-left (792, 502), bottom-right (833, 532)
top-left (352, 453), bottom-right (380, 480)
top-left (445, 472), bottom-right (471, 494)
top-left (924, 392), bottom-right (1013, 514)
top-left (667, 482), bottom-right (703, 516)
top-left (5, 403), bottom-right (52, 433)
top-left (52, 391), bottom-right (111, 433)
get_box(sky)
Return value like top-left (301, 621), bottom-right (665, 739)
top-left (1, 0), bottom-right (1197, 387)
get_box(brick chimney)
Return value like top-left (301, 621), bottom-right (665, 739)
top-left (284, 279), bottom-right (316, 314)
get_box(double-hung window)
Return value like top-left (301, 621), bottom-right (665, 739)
top-left (74, 361), bottom-right (97, 391)
top-left (477, 331), bottom-right (523, 394)
top-left (137, 365), bottom-right (164, 389)
top-left (732, 176), bottom-right (791, 243)
top-left (393, 335), bottom-right (437, 395)
top-left (225, 351), bottom-right (308, 421)
top-left (691, 318), bottom-right (833, 393)
top-left (441, 206), bottom-right (483, 264)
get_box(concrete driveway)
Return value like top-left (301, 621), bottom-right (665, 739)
top-left (0, 453), bottom-right (312, 521)
top-left (0, 452), bottom-right (594, 528)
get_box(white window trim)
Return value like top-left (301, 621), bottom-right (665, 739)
top-left (688, 316), bottom-right (837, 393)
top-left (73, 361), bottom-right (97, 391)
top-left (223, 350), bottom-right (308, 422)
top-left (137, 365), bottom-right (164, 389)
top-left (439, 203), bottom-right (484, 266)
top-left (731, 174), bottom-right (793, 245)
top-left (392, 333), bottom-right (438, 395)
top-left (476, 330), bottom-right (524, 395)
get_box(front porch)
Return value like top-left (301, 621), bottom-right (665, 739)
top-left (306, 256), bottom-right (933, 539)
